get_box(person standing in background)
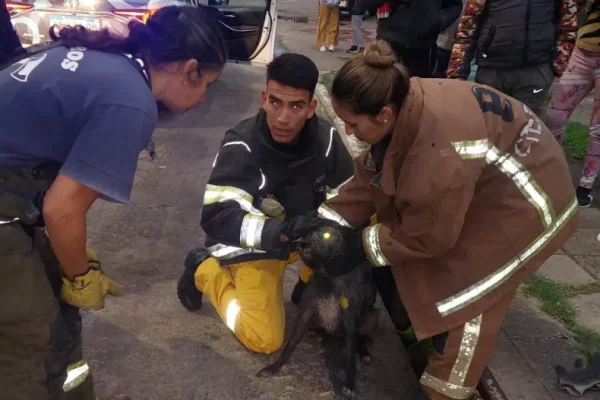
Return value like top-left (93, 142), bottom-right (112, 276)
top-left (433, 0), bottom-right (466, 77)
top-left (347, 0), bottom-right (365, 54)
top-left (447, 0), bottom-right (580, 117)
top-left (546, 0), bottom-right (600, 208)
top-left (360, 0), bottom-right (463, 77)
top-left (316, 0), bottom-right (341, 52)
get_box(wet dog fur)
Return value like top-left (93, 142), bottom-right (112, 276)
top-left (257, 220), bottom-right (379, 398)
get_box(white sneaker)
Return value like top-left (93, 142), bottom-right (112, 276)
top-left (328, 45), bottom-right (335, 52)
top-left (319, 46), bottom-right (326, 52)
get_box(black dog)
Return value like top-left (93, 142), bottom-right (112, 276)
top-left (257, 220), bottom-right (379, 398)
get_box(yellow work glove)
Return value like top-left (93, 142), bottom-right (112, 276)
top-left (60, 249), bottom-right (125, 311)
top-left (260, 196), bottom-right (286, 220)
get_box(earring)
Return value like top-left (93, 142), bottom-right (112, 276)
top-left (384, 119), bottom-right (388, 123)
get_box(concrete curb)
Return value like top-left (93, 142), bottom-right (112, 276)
top-left (314, 81), bottom-right (369, 158)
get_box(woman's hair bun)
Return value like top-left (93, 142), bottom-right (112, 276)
top-left (363, 40), bottom-right (397, 69)
top-left (127, 20), bottom-right (154, 40)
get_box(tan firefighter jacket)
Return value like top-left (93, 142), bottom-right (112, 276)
top-left (320, 77), bottom-right (580, 339)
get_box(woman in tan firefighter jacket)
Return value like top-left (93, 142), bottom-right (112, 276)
top-left (0, 6), bottom-right (226, 399)
top-left (314, 40), bottom-right (580, 400)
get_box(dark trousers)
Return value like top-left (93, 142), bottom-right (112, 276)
top-left (434, 48), bottom-right (451, 78)
top-left (0, 168), bottom-right (96, 400)
top-left (475, 63), bottom-right (555, 117)
top-left (380, 38), bottom-right (436, 78)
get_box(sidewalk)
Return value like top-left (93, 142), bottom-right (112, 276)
top-left (277, 0), bottom-right (319, 22)
top-left (276, 14), bottom-right (378, 71)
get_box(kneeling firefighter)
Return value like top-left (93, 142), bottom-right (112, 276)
top-left (294, 41), bottom-right (580, 399)
top-left (0, 6), bottom-right (227, 399)
top-left (177, 53), bottom-right (354, 355)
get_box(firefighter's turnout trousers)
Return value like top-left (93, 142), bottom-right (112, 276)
top-left (194, 252), bottom-right (311, 355)
top-left (0, 167), bottom-right (95, 400)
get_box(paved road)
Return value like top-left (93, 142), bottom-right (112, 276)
top-left (82, 61), bottom-right (418, 399)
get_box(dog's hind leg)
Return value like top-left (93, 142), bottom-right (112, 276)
top-left (357, 308), bottom-right (379, 365)
top-left (257, 305), bottom-right (315, 377)
top-left (357, 337), bottom-right (372, 365)
top-left (341, 309), bottom-right (360, 399)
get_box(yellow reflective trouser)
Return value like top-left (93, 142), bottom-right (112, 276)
top-left (195, 252), bottom-right (310, 354)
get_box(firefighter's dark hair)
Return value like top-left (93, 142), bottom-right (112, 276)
top-left (266, 53), bottom-right (319, 98)
top-left (332, 40), bottom-right (410, 116)
top-left (49, 5), bottom-right (227, 73)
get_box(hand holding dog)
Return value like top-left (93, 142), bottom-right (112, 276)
top-left (281, 210), bottom-right (325, 242)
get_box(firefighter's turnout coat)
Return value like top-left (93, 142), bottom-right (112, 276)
top-left (201, 110), bottom-right (354, 266)
top-left (321, 78), bottom-right (580, 339)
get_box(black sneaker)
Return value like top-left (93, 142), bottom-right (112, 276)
top-left (291, 278), bottom-right (308, 305)
top-left (576, 186), bottom-right (594, 208)
top-left (177, 248), bottom-right (209, 311)
top-left (346, 46), bottom-right (364, 54)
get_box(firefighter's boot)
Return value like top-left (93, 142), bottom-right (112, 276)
top-left (177, 248), bottom-right (209, 311)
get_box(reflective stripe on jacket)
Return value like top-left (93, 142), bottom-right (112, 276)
top-left (320, 78), bottom-right (579, 339)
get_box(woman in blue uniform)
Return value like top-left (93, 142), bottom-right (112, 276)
top-left (0, 5), bottom-right (227, 399)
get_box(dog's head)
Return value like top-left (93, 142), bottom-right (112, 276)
top-left (296, 219), bottom-right (352, 272)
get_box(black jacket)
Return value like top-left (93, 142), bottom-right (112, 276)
top-left (201, 110), bottom-right (354, 266)
top-left (364, 0), bottom-right (463, 48)
top-left (475, 0), bottom-right (559, 68)
top-left (349, 0), bottom-right (364, 15)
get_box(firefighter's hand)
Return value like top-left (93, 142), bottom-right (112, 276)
top-left (61, 250), bottom-right (125, 310)
top-left (283, 211), bottom-right (324, 242)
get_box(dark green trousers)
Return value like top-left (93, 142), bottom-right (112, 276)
top-left (0, 167), bottom-right (96, 400)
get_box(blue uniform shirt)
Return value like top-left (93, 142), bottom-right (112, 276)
top-left (0, 46), bottom-right (158, 203)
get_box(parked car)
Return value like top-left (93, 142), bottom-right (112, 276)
top-left (8, 0), bottom-right (277, 64)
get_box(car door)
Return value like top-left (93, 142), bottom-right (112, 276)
top-left (205, 0), bottom-right (277, 65)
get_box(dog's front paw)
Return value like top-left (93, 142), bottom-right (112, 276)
top-left (342, 387), bottom-right (357, 399)
top-left (256, 365), bottom-right (278, 378)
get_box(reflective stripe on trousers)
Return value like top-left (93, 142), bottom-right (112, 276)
top-left (62, 360), bottom-right (91, 393)
top-left (420, 289), bottom-right (515, 400)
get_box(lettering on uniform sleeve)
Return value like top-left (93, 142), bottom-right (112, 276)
top-left (61, 47), bottom-right (87, 72)
top-left (514, 104), bottom-right (543, 158)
